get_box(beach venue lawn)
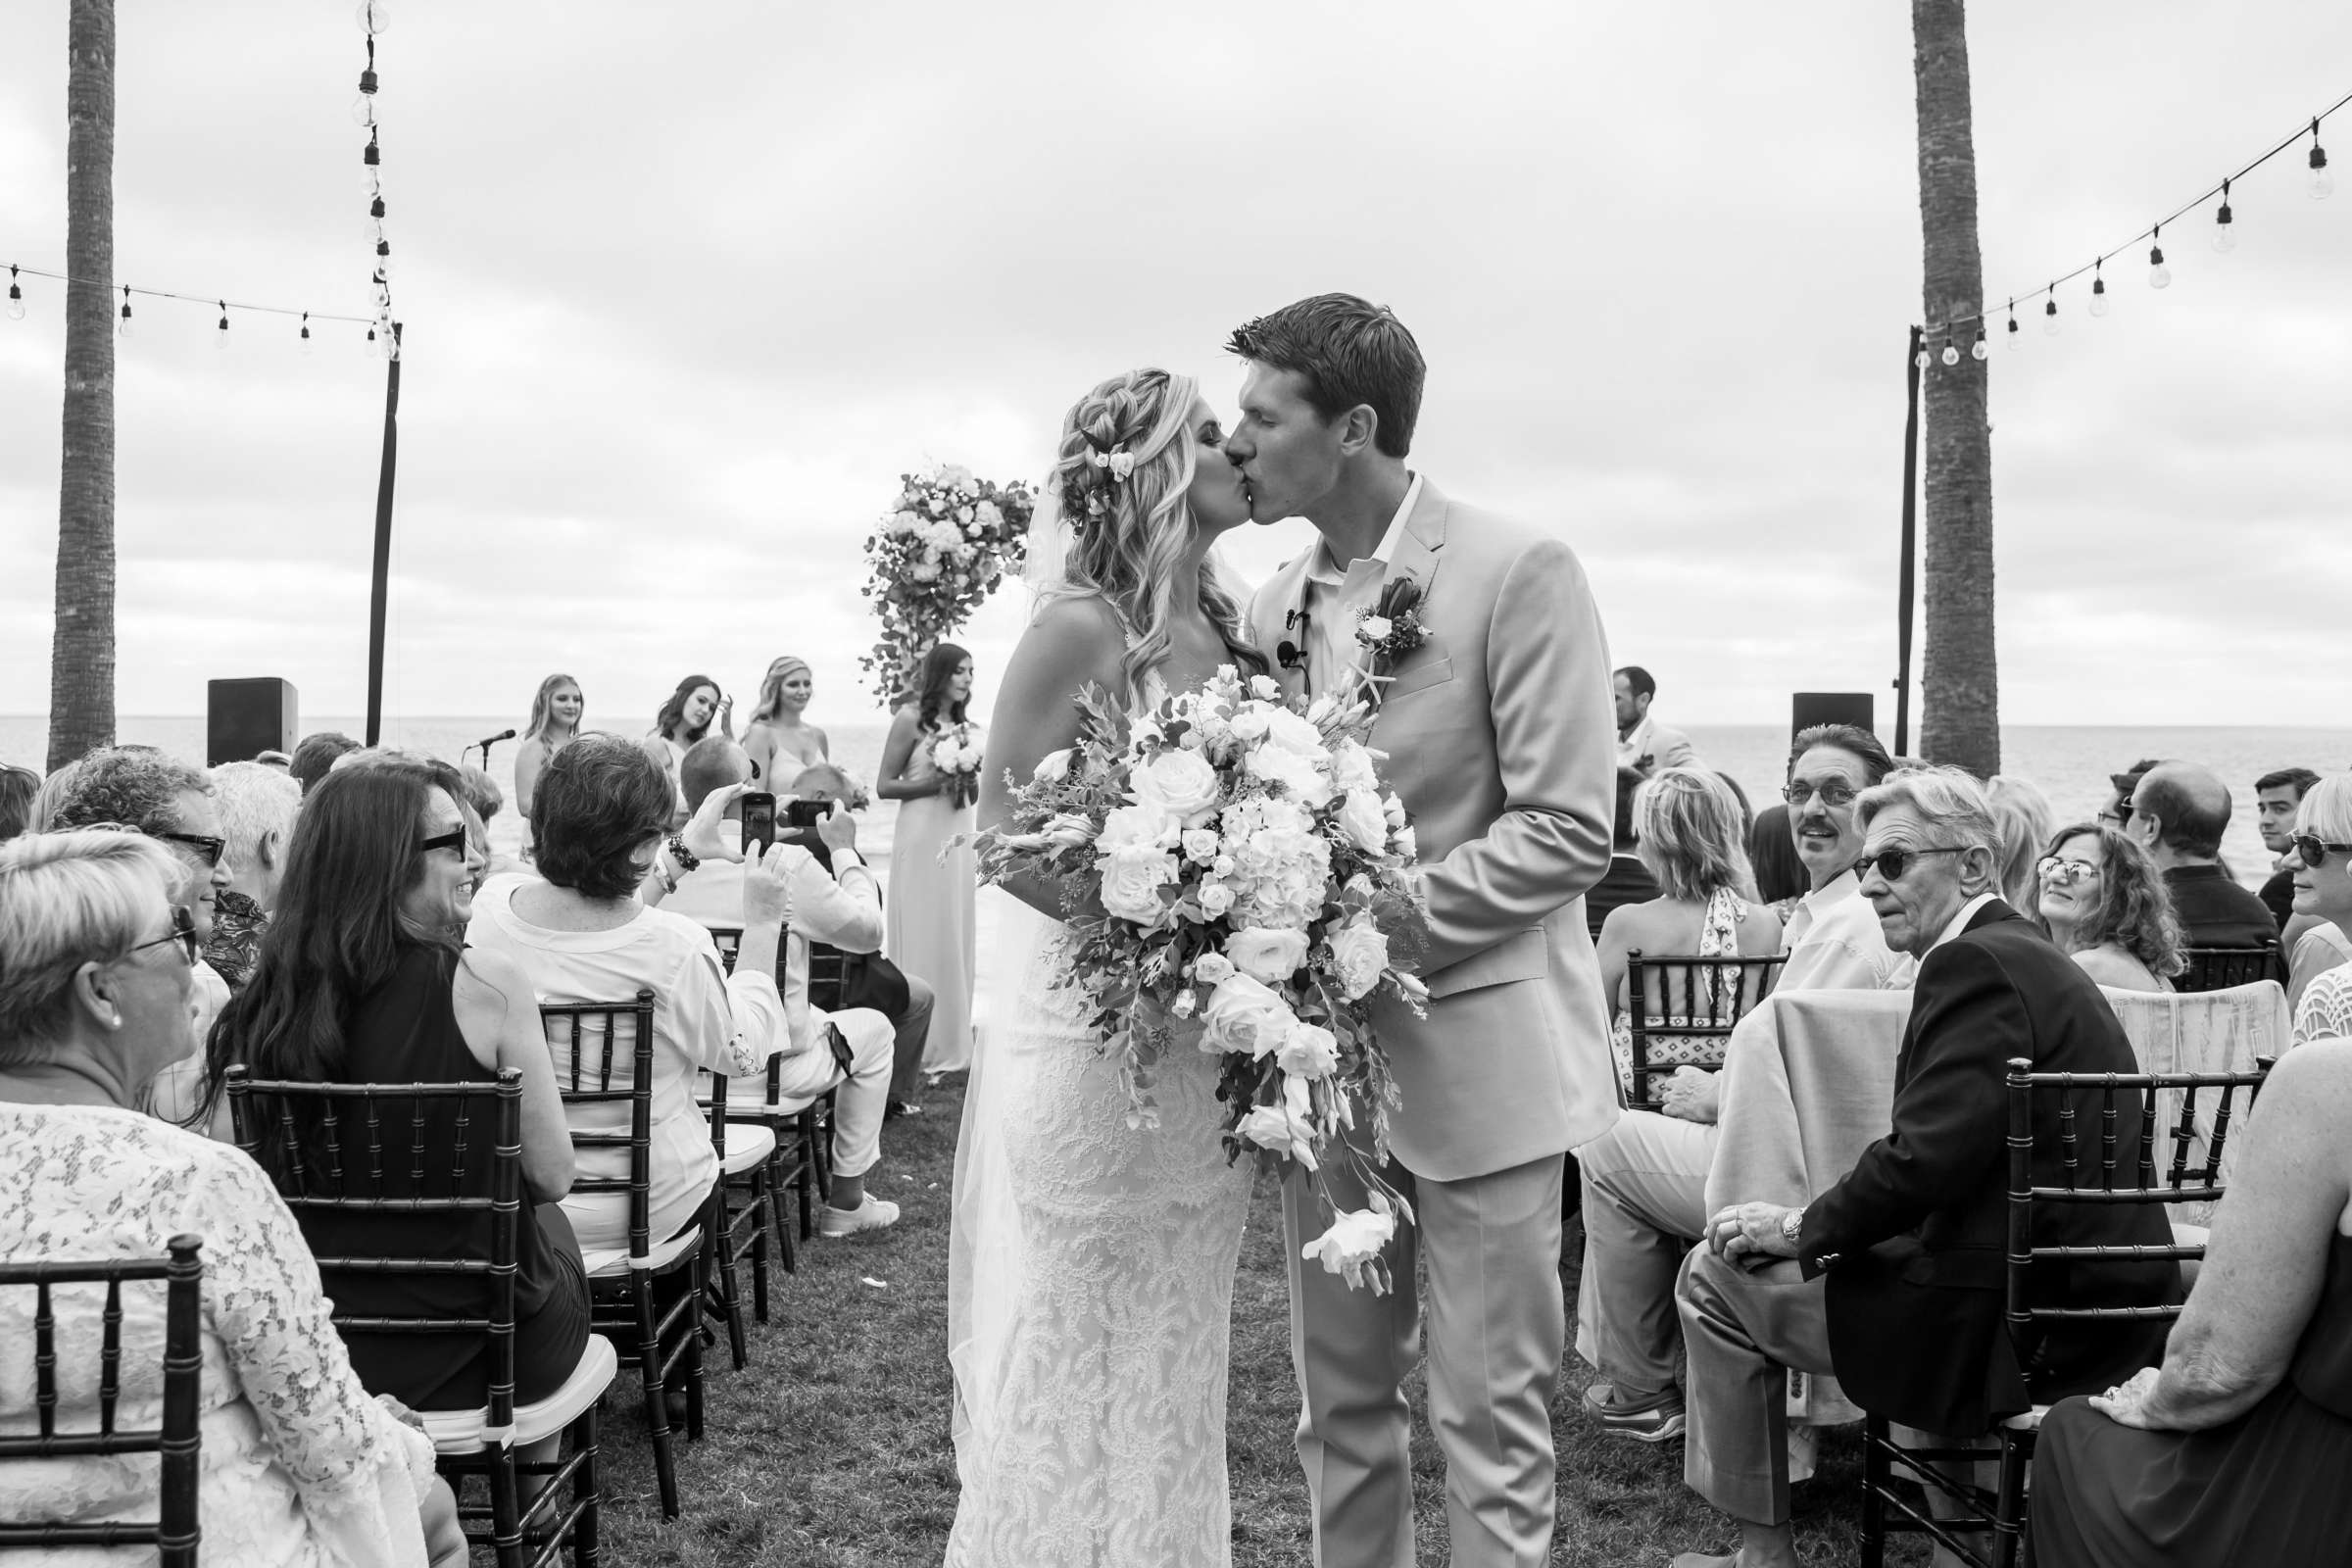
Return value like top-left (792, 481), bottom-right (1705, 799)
top-left (594, 1074), bottom-right (1926, 1566)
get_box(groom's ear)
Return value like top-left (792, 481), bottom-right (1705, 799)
top-left (1336, 404), bottom-right (1380, 458)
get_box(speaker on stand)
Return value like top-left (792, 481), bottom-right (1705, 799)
top-left (1789, 692), bottom-right (1875, 743)
top-left (207, 679), bottom-right (299, 766)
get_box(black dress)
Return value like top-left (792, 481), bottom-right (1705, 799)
top-left (314, 943), bottom-right (591, 1411)
top-left (2031, 1229), bottom-right (2352, 1566)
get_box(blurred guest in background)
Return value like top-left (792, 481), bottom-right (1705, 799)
top-left (1587, 764), bottom-right (1664, 942)
top-left (2256, 767), bottom-right (2322, 933)
top-left (514, 672), bottom-right (583, 861)
top-left (2034, 823), bottom-right (2184, 994)
top-left (0, 762), bottom-right (37, 839)
top-left (2287, 777), bottom-right (2352, 1047)
top-left (204, 760), bottom-right (303, 994)
top-left (453, 765), bottom-right (519, 879)
top-left (1746, 804), bottom-right (1807, 914)
top-left (643, 675), bottom-right (729, 829)
top-left (2097, 758), bottom-right (2163, 832)
top-left (743, 656), bottom-right (831, 786)
top-left (1614, 664), bottom-right (1697, 776)
top-left (2130, 762), bottom-right (2277, 949)
top-left (290, 730), bottom-right (360, 795)
top-left (881, 643), bottom-right (979, 1075)
top-left (1988, 775), bottom-right (2056, 913)
top-left (253, 749), bottom-right (292, 772)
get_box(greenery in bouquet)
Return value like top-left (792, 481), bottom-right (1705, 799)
top-left (972, 666), bottom-right (1433, 1293)
top-left (858, 464), bottom-right (1035, 707)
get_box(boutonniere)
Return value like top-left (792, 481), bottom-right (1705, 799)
top-left (1354, 575), bottom-right (1429, 706)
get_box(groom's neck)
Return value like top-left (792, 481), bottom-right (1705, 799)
top-left (1306, 460), bottom-right (1413, 567)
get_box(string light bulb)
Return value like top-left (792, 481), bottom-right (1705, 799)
top-left (361, 134), bottom-right (382, 197)
top-left (357, 0), bottom-right (390, 31)
top-left (2312, 120), bottom-right (2334, 200)
top-left (300, 312), bottom-right (313, 355)
top-left (2088, 263), bottom-right (2110, 318)
top-left (2148, 227), bottom-right (2172, 289)
top-left (5, 266), bottom-right (23, 321)
top-left (1970, 327), bottom-right (1987, 361)
top-left (2213, 178), bottom-right (2237, 252)
top-left (1914, 343), bottom-right (1932, 372)
top-left (2043, 294), bottom-right (2061, 336)
top-left (351, 67), bottom-right (379, 125)
top-left (118, 284), bottom-right (132, 337)
top-left (1939, 335), bottom-right (1960, 367)
top-left (2005, 301), bottom-right (2020, 350)
top-left (215, 300), bottom-right (229, 348)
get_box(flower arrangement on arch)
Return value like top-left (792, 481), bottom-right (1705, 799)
top-left (972, 666), bottom-right (1434, 1292)
top-left (858, 464), bottom-right (1035, 707)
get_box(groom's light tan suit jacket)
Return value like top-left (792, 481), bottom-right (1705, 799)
top-left (1249, 478), bottom-right (1619, 1181)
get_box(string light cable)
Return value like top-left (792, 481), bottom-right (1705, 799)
top-left (1920, 85), bottom-right (2352, 340)
top-left (0, 262), bottom-right (374, 341)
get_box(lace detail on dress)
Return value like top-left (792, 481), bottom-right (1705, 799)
top-left (0, 1104), bottom-right (437, 1568)
top-left (1609, 887), bottom-right (1748, 1102)
top-left (2295, 964), bottom-right (2352, 1048)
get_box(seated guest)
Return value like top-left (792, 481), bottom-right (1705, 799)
top-left (1587, 764), bottom-right (1665, 942)
top-left (1987, 775), bottom-right (2055, 913)
top-left (661, 739), bottom-right (903, 1229)
top-left (465, 734), bottom-right (788, 1255)
top-left (2128, 761), bottom-right (2277, 949)
top-left (290, 730), bottom-right (361, 795)
top-left (204, 759), bottom-right (303, 994)
top-left (0, 761), bottom-right (37, 838)
top-left (2033, 822), bottom-right (2185, 993)
top-left (2287, 776), bottom-right (2352, 1046)
top-left (203, 760), bottom-right (591, 1423)
top-left (1615, 664), bottom-right (1697, 775)
top-left (2097, 758), bottom-right (2163, 832)
top-left (2030, 1038), bottom-right (2352, 1567)
top-left (1746, 804), bottom-right (1807, 914)
top-left (2255, 767), bottom-right (2322, 932)
top-left (1778, 725), bottom-right (1913, 991)
top-left (1669, 767), bottom-right (2177, 1568)
top-left (2291, 918), bottom-right (2351, 1014)
top-left (0, 829), bottom-right (463, 1567)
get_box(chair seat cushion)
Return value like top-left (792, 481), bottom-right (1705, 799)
top-left (581, 1223), bottom-right (702, 1280)
top-left (2001, 1403), bottom-right (2049, 1432)
top-left (720, 1122), bottom-right (778, 1174)
top-left (421, 1333), bottom-right (619, 1453)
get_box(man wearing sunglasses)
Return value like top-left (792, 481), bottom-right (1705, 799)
top-left (1666, 767), bottom-right (2177, 1568)
top-left (2127, 761), bottom-right (2278, 950)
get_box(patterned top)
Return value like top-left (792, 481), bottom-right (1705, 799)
top-left (201, 888), bottom-right (268, 995)
top-left (2293, 962), bottom-right (2352, 1048)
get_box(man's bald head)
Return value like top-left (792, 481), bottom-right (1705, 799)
top-left (789, 762), bottom-right (854, 802)
top-left (681, 737), bottom-right (752, 812)
top-left (2131, 761), bottom-right (2231, 862)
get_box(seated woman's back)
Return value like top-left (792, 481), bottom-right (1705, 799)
top-left (2074, 941), bottom-right (2171, 994)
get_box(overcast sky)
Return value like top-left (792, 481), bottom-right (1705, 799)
top-left (4, 1), bottom-right (2347, 736)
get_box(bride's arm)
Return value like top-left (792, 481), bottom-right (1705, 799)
top-left (980, 597), bottom-right (1126, 921)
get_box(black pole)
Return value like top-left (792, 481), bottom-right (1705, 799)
top-left (1894, 325), bottom-right (1922, 758)
top-left (365, 322), bottom-right (403, 747)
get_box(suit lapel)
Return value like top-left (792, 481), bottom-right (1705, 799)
top-left (1365, 479), bottom-right (1449, 735)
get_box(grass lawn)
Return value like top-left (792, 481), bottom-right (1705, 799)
top-left (591, 1075), bottom-right (1927, 1566)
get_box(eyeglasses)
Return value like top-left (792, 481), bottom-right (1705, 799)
top-left (123, 905), bottom-right (199, 968)
top-left (2096, 805), bottom-right (2135, 829)
top-left (1783, 781), bottom-right (1858, 809)
top-left (2036, 855), bottom-right (2100, 886)
top-left (152, 830), bottom-right (226, 867)
top-left (416, 827), bottom-right (470, 858)
top-left (1852, 845), bottom-right (1970, 883)
top-left (2293, 833), bottom-right (2352, 870)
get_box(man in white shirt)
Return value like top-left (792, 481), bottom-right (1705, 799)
top-left (1615, 665), bottom-right (1698, 777)
top-left (663, 739), bottom-right (900, 1237)
top-left (1575, 723), bottom-right (1907, 1443)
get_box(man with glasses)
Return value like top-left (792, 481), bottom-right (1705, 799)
top-left (1665, 767), bottom-right (2176, 1568)
top-left (2127, 761), bottom-right (2277, 949)
top-left (2095, 759), bottom-right (2162, 833)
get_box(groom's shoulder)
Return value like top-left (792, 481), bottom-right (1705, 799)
top-left (1438, 494), bottom-right (1590, 578)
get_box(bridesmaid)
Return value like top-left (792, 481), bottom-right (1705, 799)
top-left (743, 656), bottom-right (829, 786)
top-left (641, 673), bottom-right (729, 829)
top-left (514, 672), bottom-right (582, 862)
top-left (879, 643), bottom-right (978, 1074)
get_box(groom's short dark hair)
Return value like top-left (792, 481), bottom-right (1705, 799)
top-left (1227, 294), bottom-right (1423, 459)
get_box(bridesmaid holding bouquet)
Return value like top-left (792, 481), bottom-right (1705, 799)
top-left (878, 643), bottom-right (979, 1073)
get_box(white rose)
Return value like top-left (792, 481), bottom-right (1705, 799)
top-left (927, 495), bottom-right (950, 516)
top-left (1181, 828), bottom-right (1220, 863)
top-left (1229, 708), bottom-right (1269, 743)
top-left (1246, 740), bottom-right (1333, 808)
top-left (1330, 739), bottom-right (1379, 796)
top-left (1197, 880), bottom-right (1235, 917)
top-left (910, 561), bottom-right (942, 582)
top-left (1259, 707), bottom-right (1325, 757)
top-left (1328, 917), bottom-right (1391, 1002)
top-left (1393, 824), bottom-right (1418, 860)
top-left (1299, 1197), bottom-right (1397, 1289)
top-left (1211, 854), bottom-right (1236, 879)
top-left (1277, 1021), bottom-right (1341, 1080)
top-left (1170, 988), bottom-right (1198, 1020)
top-left (1192, 952), bottom-right (1237, 986)
top-left (1382, 791), bottom-right (1407, 828)
top-left (973, 499), bottom-right (1003, 528)
top-left (1237, 1096), bottom-right (1318, 1169)
top-left (1033, 748), bottom-right (1072, 783)
top-left (1336, 788), bottom-right (1388, 853)
top-left (1249, 675), bottom-right (1283, 701)
top-left (1131, 747), bottom-right (1223, 823)
top-left (1199, 972), bottom-right (1298, 1059)
top-left (1224, 926), bottom-right (1311, 984)
top-left (1098, 845), bottom-right (1177, 928)
top-left (1098, 803), bottom-right (1178, 855)
top-left (1358, 613), bottom-right (1393, 642)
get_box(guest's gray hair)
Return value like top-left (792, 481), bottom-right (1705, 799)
top-left (1855, 765), bottom-right (2002, 863)
top-left (2298, 774), bottom-right (2352, 844)
top-left (0, 829), bottom-right (183, 1061)
top-left (210, 760), bottom-right (303, 876)
top-left (42, 747), bottom-right (212, 835)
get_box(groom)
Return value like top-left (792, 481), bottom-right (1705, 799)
top-left (1228, 294), bottom-right (1620, 1567)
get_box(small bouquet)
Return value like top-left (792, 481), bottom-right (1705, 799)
top-left (973, 666), bottom-right (1433, 1292)
top-left (929, 722), bottom-right (985, 809)
top-left (859, 464), bottom-right (1036, 707)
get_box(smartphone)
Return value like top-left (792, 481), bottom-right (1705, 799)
top-left (740, 791), bottom-right (777, 855)
top-left (784, 799), bottom-right (829, 830)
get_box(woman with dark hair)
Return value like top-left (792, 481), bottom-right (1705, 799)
top-left (2034, 821), bottom-right (2185, 993)
top-left (0, 762), bottom-right (37, 838)
top-left (466, 734), bottom-right (800, 1253)
top-left (641, 674), bottom-right (729, 828)
top-left (514, 672), bottom-right (581, 860)
top-left (878, 642), bottom-right (979, 1073)
top-left (204, 759), bottom-right (591, 1422)
top-left (1747, 803), bottom-right (1809, 912)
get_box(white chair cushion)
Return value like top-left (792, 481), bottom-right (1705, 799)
top-left (580, 1222), bottom-right (702, 1280)
top-left (2001, 1403), bottom-right (2049, 1432)
top-left (419, 1333), bottom-right (620, 1454)
top-left (719, 1122), bottom-right (777, 1174)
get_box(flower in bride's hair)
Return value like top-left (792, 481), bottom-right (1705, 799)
top-left (1107, 450), bottom-right (1136, 480)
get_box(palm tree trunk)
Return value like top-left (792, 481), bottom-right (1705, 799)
top-left (1912, 0), bottom-right (2000, 776)
top-left (50, 0), bottom-right (117, 773)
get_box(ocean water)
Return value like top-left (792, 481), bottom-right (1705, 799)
top-left (7, 716), bottom-right (2347, 887)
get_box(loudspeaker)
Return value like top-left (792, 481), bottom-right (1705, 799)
top-left (1790, 692), bottom-right (1874, 741)
top-left (207, 678), bottom-right (299, 766)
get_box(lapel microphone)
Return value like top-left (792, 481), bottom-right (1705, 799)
top-left (1277, 606), bottom-right (1309, 670)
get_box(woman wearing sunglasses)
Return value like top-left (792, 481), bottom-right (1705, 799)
top-left (2288, 775), bottom-right (2352, 1047)
top-left (0, 828), bottom-right (466, 1567)
top-left (2032, 822), bottom-right (2185, 994)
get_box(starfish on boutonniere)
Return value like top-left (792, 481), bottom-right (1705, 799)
top-left (1353, 575), bottom-right (1430, 709)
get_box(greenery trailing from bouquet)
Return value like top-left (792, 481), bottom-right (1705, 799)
top-left (858, 464), bottom-right (1035, 707)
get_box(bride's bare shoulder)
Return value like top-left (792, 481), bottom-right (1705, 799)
top-left (1004, 594), bottom-right (1126, 696)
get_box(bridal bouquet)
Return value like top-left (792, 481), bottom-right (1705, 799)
top-left (929, 722), bottom-right (985, 809)
top-left (973, 666), bottom-right (1432, 1292)
top-left (858, 464), bottom-right (1035, 706)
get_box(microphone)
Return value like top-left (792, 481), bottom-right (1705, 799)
top-left (474, 728), bottom-right (516, 751)
top-left (1277, 641), bottom-right (1303, 669)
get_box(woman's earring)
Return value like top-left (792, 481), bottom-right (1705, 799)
top-left (106, 1011), bottom-right (124, 1031)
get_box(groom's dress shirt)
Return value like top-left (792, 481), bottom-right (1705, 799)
top-left (1299, 471), bottom-right (1421, 700)
top-left (1777, 869), bottom-right (1915, 992)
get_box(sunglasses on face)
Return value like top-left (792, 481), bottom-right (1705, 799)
top-left (153, 830), bottom-right (226, 867)
top-left (2294, 833), bottom-right (2352, 870)
top-left (417, 827), bottom-right (470, 858)
top-left (1852, 845), bottom-right (1970, 883)
top-left (1782, 781), bottom-right (1858, 809)
top-left (2036, 855), bottom-right (2099, 886)
top-left (123, 905), bottom-right (199, 968)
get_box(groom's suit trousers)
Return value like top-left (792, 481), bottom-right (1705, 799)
top-left (1284, 1150), bottom-right (1564, 1568)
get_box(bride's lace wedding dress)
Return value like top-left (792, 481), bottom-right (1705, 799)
top-left (945, 665), bottom-right (1256, 1568)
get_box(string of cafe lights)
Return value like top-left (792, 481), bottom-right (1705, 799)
top-left (1, 3), bottom-right (401, 355)
top-left (1916, 85), bottom-right (2352, 368)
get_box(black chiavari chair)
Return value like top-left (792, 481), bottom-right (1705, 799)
top-left (1620, 951), bottom-right (1788, 1113)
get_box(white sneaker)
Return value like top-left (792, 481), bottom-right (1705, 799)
top-left (819, 1196), bottom-right (902, 1238)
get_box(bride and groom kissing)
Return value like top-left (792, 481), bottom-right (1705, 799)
top-left (946, 293), bottom-right (1620, 1567)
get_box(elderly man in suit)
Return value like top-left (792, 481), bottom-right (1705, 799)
top-left (1666, 767), bottom-right (2179, 1568)
top-left (1226, 293), bottom-right (1619, 1568)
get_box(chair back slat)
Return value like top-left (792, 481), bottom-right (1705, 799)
top-left (2099, 1083), bottom-right (2119, 1192)
top-left (1619, 951), bottom-right (1786, 1113)
top-left (32, 1282), bottom-right (56, 1439)
top-left (97, 1279), bottom-right (122, 1438)
top-left (2175, 943), bottom-right (2285, 994)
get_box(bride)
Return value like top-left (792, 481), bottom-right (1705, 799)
top-left (946, 368), bottom-right (1265, 1566)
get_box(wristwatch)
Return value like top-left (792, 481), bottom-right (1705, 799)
top-left (1779, 1208), bottom-right (1804, 1249)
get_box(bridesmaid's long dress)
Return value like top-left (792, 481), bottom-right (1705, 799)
top-left (887, 740), bottom-right (975, 1073)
